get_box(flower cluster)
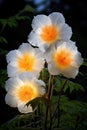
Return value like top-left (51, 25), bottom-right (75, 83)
top-left (5, 12), bottom-right (83, 113)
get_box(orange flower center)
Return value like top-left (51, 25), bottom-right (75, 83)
top-left (17, 84), bottom-right (39, 102)
top-left (40, 25), bottom-right (59, 44)
top-left (54, 48), bottom-right (73, 69)
top-left (18, 53), bottom-right (35, 72)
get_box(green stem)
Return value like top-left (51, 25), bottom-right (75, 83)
top-left (52, 79), bottom-right (68, 127)
top-left (45, 75), bottom-right (54, 130)
top-left (49, 76), bottom-right (54, 130)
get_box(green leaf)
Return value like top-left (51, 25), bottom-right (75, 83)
top-left (0, 5), bottom-right (35, 30)
top-left (60, 98), bottom-right (87, 129)
top-left (0, 36), bottom-right (8, 43)
top-left (64, 80), bottom-right (85, 93)
top-left (39, 68), bottom-right (49, 84)
top-left (60, 98), bottom-right (87, 114)
top-left (0, 19), bottom-right (7, 26)
top-left (23, 5), bottom-right (35, 13)
top-left (0, 113), bottom-right (43, 130)
top-left (60, 95), bottom-right (69, 103)
top-left (0, 69), bottom-right (8, 89)
top-left (83, 62), bottom-right (87, 67)
top-left (63, 84), bottom-right (68, 92)
top-left (82, 58), bottom-right (87, 67)
top-left (26, 96), bottom-right (48, 110)
top-left (7, 17), bottom-right (18, 28)
top-left (54, 76), bottom-right (67, 93)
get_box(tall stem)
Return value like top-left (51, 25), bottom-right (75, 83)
top-left (45, 75), bottom-right (54, 130)
top-left (49, 75), bottom-right (54, 130)
top-left (52, 79), bottom-right (68, 127)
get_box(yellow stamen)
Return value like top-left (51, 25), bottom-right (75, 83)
top-left (18, 53), bottom-right (35, 72)
top-left (17, 84), bottom-right (39, 102)
top-left (54, 48), bottom-right (73, 69)
top-left (40, 25), bottom-right (59, 44)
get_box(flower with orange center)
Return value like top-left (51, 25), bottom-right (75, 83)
top-left (5, 73), bottom-right (46, 113)
top-left (18, 53), bottom-right (36, 72)
top-left (45, 41), bottom-right (83, 78)
top-left (28, 12), bottom-right (72, 52)
top-left (6, 43), bottom-right (44, 77)
top-left (17, 84), bottom-right (39, 103)
top-left (40, 25), bottom-right (59, 44)
top-left (54, 48), bottom-right (73, 69)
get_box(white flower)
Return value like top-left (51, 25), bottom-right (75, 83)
top-left (6, 43), bottom-right (45, 77)
top-left (5, 73), bottom-right (46, 113)
top-left (45, 40), bottom-right (83, 78)
top-left (28, 12), bottom-right (72, 52)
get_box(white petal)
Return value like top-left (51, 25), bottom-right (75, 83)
top-left (19, 72), bottom-right (45, 86)
top-left (32, 65), bottom-right (44, 77)
top-left (49, 12), bottom-right (65, 25)
top-left (5, 77), bottom-right (16, 91)
top-left (32, 78), bottom-right (46, 95)
top-left (75, 52), bottom-right (83, 66)
top-left (37, 43), bottom-right (49, 52)
top-left (6, 50), bottom-right (21, 63)
top-left (5, 94), bottom-right (17, 108)
top-left (45, 45), bottom-right (55, 62)
top-left (28, 31), bottom-right (43, 47)
top-left (60, 41), bottom-right (76, 52)
top-left (5, 76), bottom-right (23, 92)
top-left (61, 66), bottom-right (79, 78)
top-left (55, 40), bottom-right (76, 54)
top-left (8, 61), bottom-right (18, 67)
top-left (7, 65), bottom-right (19, 77)
top-left (60, 24), bottom-right (72, 40)
top-left (19, 72), bottom-right (35, 82)
top-left (18, 104), bottom-right (33, 113)
top-left (28, 31), bottom-right (48, 52)
top-left (19, 43), bottom-right (34, 53)
top-left (38, 85), bottom-right (46, 95)
top-left (34, 48), bottom-right (44, 57)
top-left (58, 41), bottom-right (83, 67)
top-left (36, 79), bottom-right (45, 87)
top-left (32, 15), bottom-right (51, 30)
top-left (65, 40), bottom-right (76, 50)
top-left (48, 63), bottom-right (60, 75)
top-left (18, 73), bottom-right (46, 96)
top-left (38, 86), bottom-right (46, 95)
top-left (34, 59), bottom-right (44, 71)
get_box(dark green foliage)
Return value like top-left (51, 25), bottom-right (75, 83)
top-left (0, 114), bottom-right (43, 130)
top-left (0, 36), bottom-right (8, 44)
top-left (0, 69), bottom-right (7, 89)
top-left (60, 96), bottom-right (87, 130)
top-left (64, 80), bottom-right (85, 93)
top-left (83, 59), bottom-right (87, 67)
top-left (53, 76), bottom-right (85, 94)
top-left (0, 5), bottom-right (35, 28)
top-left (26, 96), bottom-right (48, 110)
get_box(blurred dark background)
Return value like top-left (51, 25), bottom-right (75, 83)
top-left (0, 0), bottom-right (87, 126)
